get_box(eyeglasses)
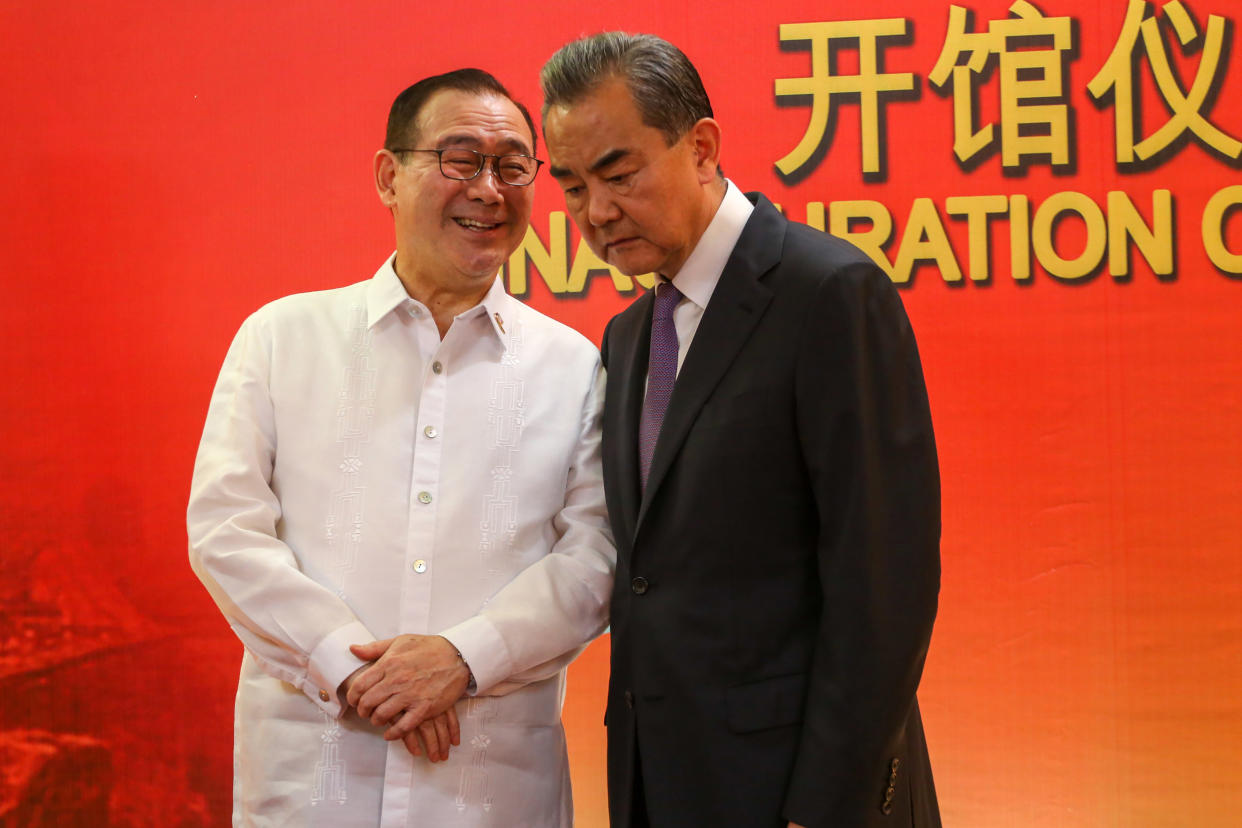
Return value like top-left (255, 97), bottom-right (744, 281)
top-left (391, 147), bottom-right (543, 186)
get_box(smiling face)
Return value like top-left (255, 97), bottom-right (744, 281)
top-left (378, 89), bottom-right (535, 300)
top-left (543, 77), bottom-right (722, 279)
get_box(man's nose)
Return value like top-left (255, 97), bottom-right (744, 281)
top-left (587, 187), bottom-right (620, 227)
top-left (465, 163), bottom-right (505, 203)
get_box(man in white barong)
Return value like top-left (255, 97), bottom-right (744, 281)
top-left (187, 68), bottom-right (615, 827)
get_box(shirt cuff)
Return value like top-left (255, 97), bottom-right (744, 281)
top-left (439, 615), bottom-right (511, 696)
top-left (306, 620), bottom-right (373, 718)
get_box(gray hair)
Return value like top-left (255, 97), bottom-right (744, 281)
top-left (540, 32), bottom-right (714, 146)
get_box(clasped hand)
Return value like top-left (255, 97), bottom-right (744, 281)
top-left (344, 634), bottom-right (471, 762)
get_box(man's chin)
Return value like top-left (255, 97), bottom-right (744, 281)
top-left (605, 248), bottom-right (663, 279)
top-left (444, 259), bottom-right (503, 286)
top-left (452, 245), bottom-right (514, 279)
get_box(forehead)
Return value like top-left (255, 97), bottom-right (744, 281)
top-left (416, 89), bottom-right (533, 152)
top-left (544, 78), bottom-right (664, 166)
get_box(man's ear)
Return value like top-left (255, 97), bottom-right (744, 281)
top-left (688, 117), bottom-right (722, 184)
top-left (374, 149), bottom-right (399, 210)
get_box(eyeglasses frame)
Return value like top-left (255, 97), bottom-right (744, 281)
top-left (389, 147), bottom-right (544, 187)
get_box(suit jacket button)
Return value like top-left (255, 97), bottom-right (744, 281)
top-left (624, 690), bottom-right (634, 709)
top-left (631, 576), bottom-right (649, 595)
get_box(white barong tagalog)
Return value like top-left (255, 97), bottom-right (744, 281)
top-left (188, 255), bottom-right (615, 827)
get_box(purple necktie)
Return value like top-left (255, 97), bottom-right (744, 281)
top-left (639, 281), bottom-right (682, 492)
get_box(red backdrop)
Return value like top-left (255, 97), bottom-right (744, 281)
top-left (2, 1), bottom-right (1241, 825)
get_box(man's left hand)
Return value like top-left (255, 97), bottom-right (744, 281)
top-left (346, 634), bottom-right (471, 740)
top-left (402, 707), bottom-right (461, 762)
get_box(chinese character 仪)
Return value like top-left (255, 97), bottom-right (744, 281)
top-left (1088, 0), bottom-right (1240, 165)
top-left (774, 18), bottom-right (915, 177)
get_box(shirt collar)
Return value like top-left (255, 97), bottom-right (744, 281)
top-left (459, 275), bottom-right (515, 352)
top-left (366, 253), bottom-right (412, 327)
top-left (366, 254), bottom-right (513, 352)
top-left (665, 179), bottom-right (754, 309)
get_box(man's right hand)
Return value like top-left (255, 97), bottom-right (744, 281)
top-left (340, 649), bottom-right (461, 762)
top-left (346, 634), bottom-right (471, 738)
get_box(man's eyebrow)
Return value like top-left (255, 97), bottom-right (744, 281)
top-left (549, 147), bottom-right (633, 180)
top-left (437, 133), bottom-right (480, 149)
top-left (589, 148), bottom-right (631, 173)
top-left (438, 133), bottom-right (533, 156)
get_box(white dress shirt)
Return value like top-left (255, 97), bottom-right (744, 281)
top-left (188, 254), bottom-right (615, 827)
top-left (663, 179), bottom-right (754, 375)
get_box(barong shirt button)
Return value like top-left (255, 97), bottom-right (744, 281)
top-left (412, 559), bottom-right (428, 574)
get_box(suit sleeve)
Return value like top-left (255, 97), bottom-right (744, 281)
top-left (784, 262), bottom-right (941, 825)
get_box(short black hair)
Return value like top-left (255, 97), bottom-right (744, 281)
top-left (385, 68), bottom-right (537, 154)
top-left (540, 32), bottom-right (713, 146)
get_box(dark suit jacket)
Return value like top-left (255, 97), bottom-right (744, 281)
top-left (600, 193), bottom-right (941, 828)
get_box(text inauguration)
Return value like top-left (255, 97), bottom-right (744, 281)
top-left (504, 185), bottom-right (1242, 295)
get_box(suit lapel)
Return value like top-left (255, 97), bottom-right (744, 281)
top-left (610, 292), bottom-right (654, 545)
top-left (636, 195), bottom-right (786, 531)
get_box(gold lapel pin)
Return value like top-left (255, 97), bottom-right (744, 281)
top-left (494, 312), bottom-right (506, 334)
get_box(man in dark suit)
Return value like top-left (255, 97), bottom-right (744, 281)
top-left (540, 33), bottom-right (942, 828)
